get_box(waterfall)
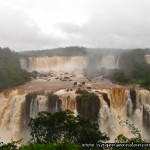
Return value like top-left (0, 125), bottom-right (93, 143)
top-left (98, 93), bottom-right (117, 138)
top-left (20, 55), bottom-right (121, 73)
top-left (55, 89), bottom-right (76, 112)
top-left (97, 88), bottom-right (150, 140)
top-left (0, 88), bottom-right (150, 142)
top-left (30, 97), bottom-right (39, 118)
top-left (101, 55), bottom-right (119, 69)
top-left (125, 90), bottom-right (133, 118)
top-left (0, 90), bottom-right (26, 142)
top-left (0, 90), bottom-right (50, 142)
top-left (20, 56), bottom-right (87, 73)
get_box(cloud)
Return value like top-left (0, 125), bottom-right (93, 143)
top-left (1, 0), bottom-right (150, 50)
top-left (58, 0), bottom-right (150, 48)
top-left (0, 4), bottom-right (61, 51)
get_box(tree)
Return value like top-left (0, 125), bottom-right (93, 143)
top-left (0, 140), bottom-right (21, 150)
top-left (19, 141), bottom-right (80, 150)
top-left (112, 120), bottom-right (150, 150)
top-left (29, 110), bottom-right (109, 144)
top-left (106, 69), bottom-right (130, 83)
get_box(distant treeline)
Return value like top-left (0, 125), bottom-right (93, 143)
top-left (20, 46), bottom-right (87, 57)
top-left (0, 47), bottom-right (30, 91)
top-left (19, 46), bottom-right (128, 57)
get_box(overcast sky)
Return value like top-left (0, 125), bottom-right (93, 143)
top-left (0, 0), bottom-right (150, 51)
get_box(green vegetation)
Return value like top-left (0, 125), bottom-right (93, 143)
top-left (24, 92), bottom-right (62, 126)
top-left (1, 111), bottom-right (150, 150)
top-left (83, 48), bottom-right (126, 78)
top-left (20, 46), bottom-right (87, 57)
top-left (76, 90), bottom-right (100, 122)
top-left (83, 49), bottom-right (150, 90)
top-left (107, 66), bottom-right (150, 90)
top-left (20, 47), bottom-right (126, 58)
top-left (29, 110), bottom-right (109, 144)
top-left (0, 140), bottom-right (21, 150)
top-left (106, 49), bottom-right (150, 90)
top-left (119, 49), bottom-right (149, 72)
top-left (19, 141), bottom-right (81, 150)
top-left (24, 90), bottom-right (46, 126)
top-left (113, 120), bottom-right (150, 150)
top-left (0, 47), bottom-right (30, 91)
top-left (76, 88), bottom-right (88, 94)
top-left (119, 49), bottom-right (150, 89)
top-left (0, 140), bottom-right (82, 150)
top-left (106, 69), bottom-right (130, 83)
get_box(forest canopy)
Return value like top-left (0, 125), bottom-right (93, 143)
top-left (0, 47), bottom-right (30, 91)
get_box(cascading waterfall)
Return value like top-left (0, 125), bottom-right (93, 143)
top-left (20, 56), bottom-right (87, 73)
top-left (20, 55), bottom-right (120, 73)
top-left (101, 55), bottom-right (119, 69)
top-left (97, 88), bottom-right (128, 140)
top-left (30, 97), bottom-right (39, 118)
top-left (0, 90), bottom-right (51, 142)
top-left (55, 89), bottom-right (77, 113)
top-left (0, 90), bottom-right (26, 142)
top-left (125, 90), bottom-right (133, 118)
top-left (0, 88), bottom-right (150, 142)
top-left (137, 90), bottom-right (150, 137)
top-left (98, 92), bottom-right (117, 138)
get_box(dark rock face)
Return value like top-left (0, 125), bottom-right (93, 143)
top-left (21, 92), bottom-right (62, 129)
top-left (22, 92), bottom-right (38, 128)
top-left (130, 89), bottom-right (136, 114)
top-left (143, 105), bottom-right (150, 130)
top-left (102, 93), bottom-right (110, 108)
top-left (47, 93), bottom-right (62, 113)
top-left (76, 91), bottom-right (101, 122)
